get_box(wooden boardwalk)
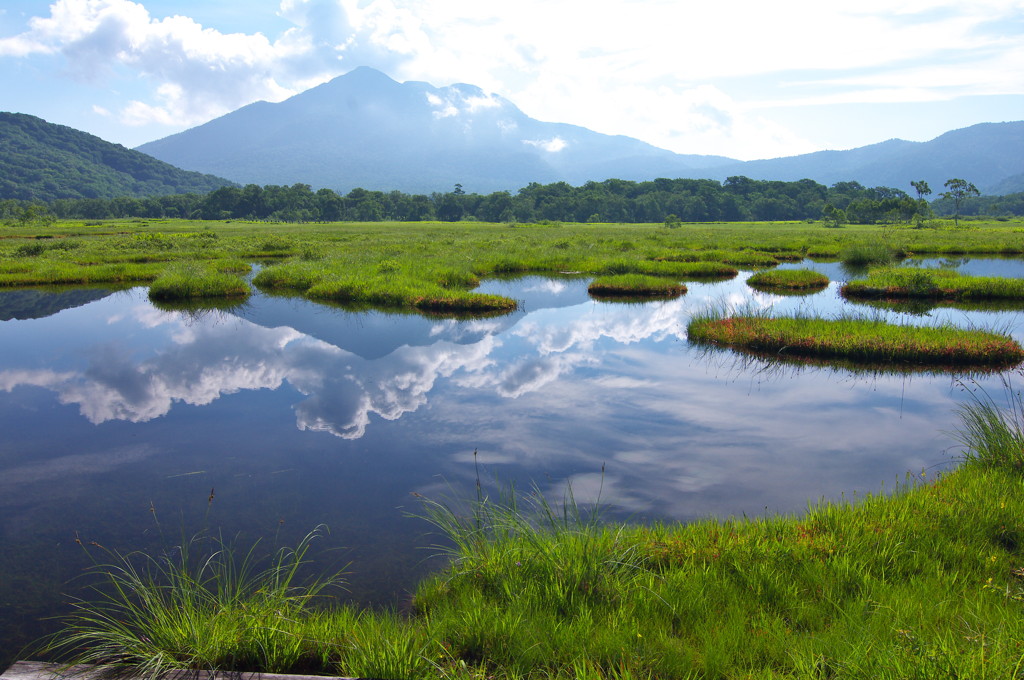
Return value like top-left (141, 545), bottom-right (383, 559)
top-left (1, 662), bottom-right (361, 680)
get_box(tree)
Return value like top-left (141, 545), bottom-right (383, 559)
top-left (821, 202), bottom-right (846, 228)
top-left (910, 180), bottom-right (931, 200)
top-left (940, 178), bottom-right (980, 226)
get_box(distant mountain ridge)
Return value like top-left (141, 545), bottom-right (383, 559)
top-left (706, 122), bottom-right (1024, 195)
top-left (0, 113), bottom-right (234, 201)
top-left (136, 67), bottom-right (736, 194)
top-left (136, 69), bottom-right (1023, 195)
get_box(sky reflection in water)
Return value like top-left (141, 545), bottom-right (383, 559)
top-left (0, 261), bottom-right (1021, 659)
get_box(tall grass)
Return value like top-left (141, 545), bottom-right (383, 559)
top-left (37, 527), bottom-right (346, 678)
top-left (954, 379), bottom-right (1024, 471)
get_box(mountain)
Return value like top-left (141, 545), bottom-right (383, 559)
top-left (706, 122), bottom-right (1024, 195)
top-left (135, 67), bottom-right (1022, 196)
top-left (0, 112), bottom-right (234, 202)
top-left (136, 67), bottom-right (735, 194)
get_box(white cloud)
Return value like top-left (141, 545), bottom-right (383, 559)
top-left (523, 136), bottom-right (567, 153)
top-left (2, 0), bottom-right (1021, 157)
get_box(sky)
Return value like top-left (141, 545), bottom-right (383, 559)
top-left (0, 0), bottom-right (1022, 161)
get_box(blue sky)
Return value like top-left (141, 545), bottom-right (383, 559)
top-left (1, 0), bottom-right (1021, 160)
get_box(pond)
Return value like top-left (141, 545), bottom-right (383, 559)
top-left (1, 258), bottom-right (1022, 664)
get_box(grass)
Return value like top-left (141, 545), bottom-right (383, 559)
top-left (746, 268), bottom-right (829, 291)
top-left (842, 266), bottom-right (1024, 302)
top-left (588, 274), bottom-right (686, 298)
top-left (686, 309), bottom-right (1024, 368)
top-left (37, 527), bottom-right (347, 678)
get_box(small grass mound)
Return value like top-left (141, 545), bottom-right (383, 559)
top-left (747, 268), bottom-right (829, 291)
top-left (588, 274), bottom-right (686, 298)
top-left (687, 312), bottom-right (1024, 368)
top-left (842, 267), bottom-right (1024, 302)
top-left (306, 277), bottom-right (517, 313)
top-left (148, 265), bottom-right (250, 301)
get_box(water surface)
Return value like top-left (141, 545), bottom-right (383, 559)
top-left (1, 258), bottom-right (1021, 663)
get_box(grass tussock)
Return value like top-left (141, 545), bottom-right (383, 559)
top-left (842, 266), bottom-right (1024, 302)
top-left (36, 387), bottom-right (1024, 678)
top-left (148, 264), bottom-right (250, 302)
top-left (588, 274), bottom-right (686, 298)
top-left (37, 527), bottom-right (347, 678)
top-left (747, 268), bottom-right (830, 291)
top-left (687, 310), bottom-right (1024, 368)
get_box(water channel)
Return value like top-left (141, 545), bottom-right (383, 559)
top-left (1, 257), bottom-right (1022, 663)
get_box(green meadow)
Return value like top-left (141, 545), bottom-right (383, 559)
top-left (1, 217), bottom-right (1023, 309)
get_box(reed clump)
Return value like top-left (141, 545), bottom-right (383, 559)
top-left (687, 310), bottom-right (1024, 368)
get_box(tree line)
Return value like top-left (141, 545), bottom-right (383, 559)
top-left (2, 176), bottom-right (1019, 226)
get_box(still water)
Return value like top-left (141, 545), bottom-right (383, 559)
top-left (1, 259), bottom-right (1022, 662)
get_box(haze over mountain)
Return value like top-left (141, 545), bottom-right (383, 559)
top-left (128, 67), bottom-right (1019, 197)
top-left (0, 113), bottom-right (234, 201)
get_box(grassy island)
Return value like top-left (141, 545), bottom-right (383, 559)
top-left (746, 268), bottom-right (830, 291)
top-left (588, 274), bottom-right (686, 298)
top-left (842, 266), bottom-right (1024, 302)
top-left (687, 312), bottom-right (1024, 368)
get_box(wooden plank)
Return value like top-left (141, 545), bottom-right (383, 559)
top-left (1, 662), bottom-right (362, 680)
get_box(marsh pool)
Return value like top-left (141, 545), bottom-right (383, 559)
top-left (1, 258), bottom-right (1022, 663)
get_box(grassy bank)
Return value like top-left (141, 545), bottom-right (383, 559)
top-left (687, 311), bottom-right (1024, 368)
top-left (35, 383), bottom-right (1024, 679)
top-left (842, 266), bottom-right (1024, 302)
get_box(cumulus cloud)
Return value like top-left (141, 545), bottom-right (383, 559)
top-left (2, 0), bottom-right (1020, 155)
top-left (523, 136), bottom-right (567, 153)
top-left (0, 0), bottom-right (364, 127)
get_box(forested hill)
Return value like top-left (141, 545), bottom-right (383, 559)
top-left (0, 113), bottom-right (235, 201)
